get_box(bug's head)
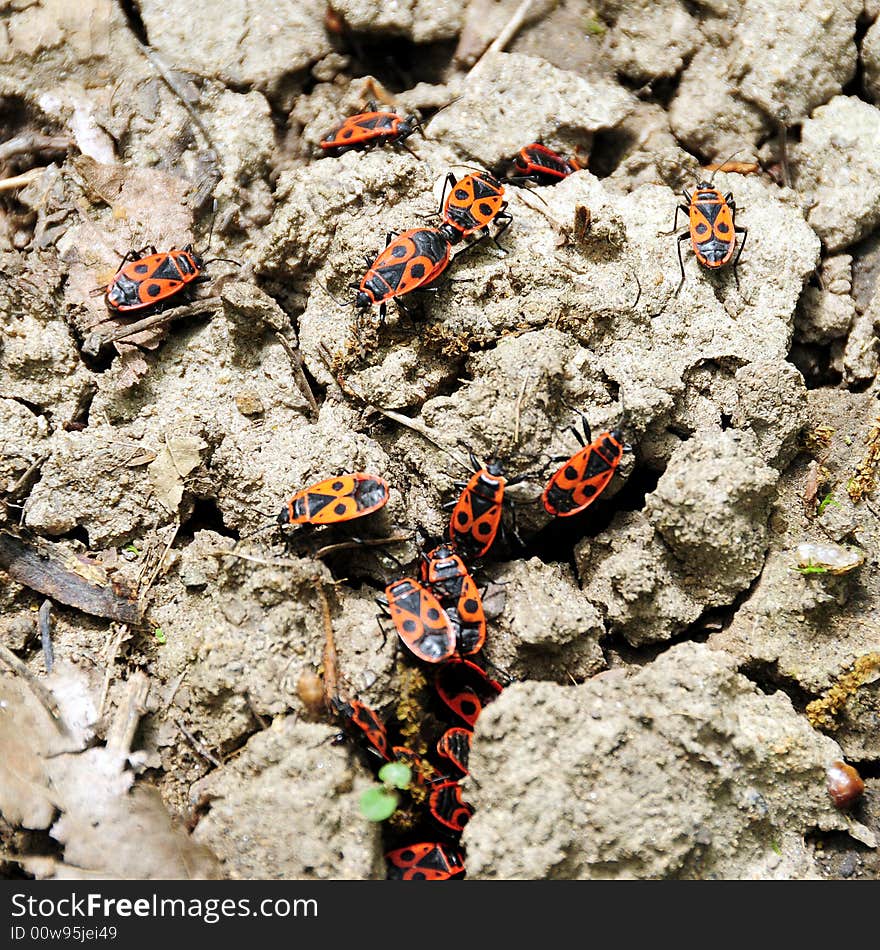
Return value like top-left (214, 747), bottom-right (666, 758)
top-left (185, 245), bottom-right (205, 270)
top-left (398, 115), bottom-right (423, 141)
top-left (484, 457), bottom-right (506, 477)
top-left (695, 180), bottom-right (713, 191)
top-left (354, 288), bottom-right (373, 311)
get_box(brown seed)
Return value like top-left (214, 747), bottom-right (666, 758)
top-left (826, 761), bottom-right (865, 809)
top-left (297, 671), bottom-right (325, 715)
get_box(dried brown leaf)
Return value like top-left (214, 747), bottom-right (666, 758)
top-left (147, 435), bottom-right (207, 512)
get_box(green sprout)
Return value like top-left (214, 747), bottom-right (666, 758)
top-left (123, 543), bottom-right (141, 556)
top-left (770, 840), bottom-right (782, 856)
top-left (817, 493), bottom-right (841, 515)
top-left (584, 17), bottom-right (606, 36)
top-left (153, 627), bottom-right (167, 644)
top-left (795, 563), bottom-right (828, 576)
top-left (359, 762), bottom-right (413, 822)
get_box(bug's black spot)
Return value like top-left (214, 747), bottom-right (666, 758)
top-left (476, 522), bottom-right (491, 536)
top-left (332, 480), bottom-right (344, 490)
top-left (454, 189), bottom-right (468, 200)
top-left (695, 224), bottom-right (709, 237)
top-left (392, 245), bottom-right (407, 258)
top-left (456, 511), bottom-right (469, 526)
top-left (716, 222), bottom-right (730, 235)
top-left (464, 598), bottom-right (478, 613)
top-left (403, 619), bottom-right (417, 633)
top-left (564, 465), bottom-right (578, 479)
top-left (581, 484), bottom-right (597, 497)
top-left (343, 129), bottom-right (352, 138)
top-left (427, 608), bottom-right (440, 621)
top-left (409, 262), bottom-right (426, 279)
top-left (479, 202), bottom-right (493, 216)
top-left (399, 849), bottom-right (415, 862)
top-left (333, 503), bottom-right (347, 515)
top-left (412, 871), bottom-right (426, 880)
top-left (135, 264), bottom-right (149, 274)
top-left (146, 283), bottom-right (161, 297)
top-left (460, 699), bottom-right (478, 716)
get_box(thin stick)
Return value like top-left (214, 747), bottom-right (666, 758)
top-left (316, 343), bottom-right (471, 470)
top-left (82, 297), bottom-right (222, 355)
top-left (134, 43), bottom-right (214, 152)
top-left (163, 666), bottom-right (189, 711)
top-left (467, 0), bottom-right (535, 79)
top-left (779, 123), bottom-right (791, 189)
top-left (275, 332), bottom-right (320, 419)
top-left (313, 533), bottom-right (412, 559)
top-left (139, 521), bottom-right (179, 602)
top-left (0, 643), bottom-right (66, 733)
top-left (176, 717), bottom-right (221, 768)
top-left (0, 168), bottom-right (44, 191)
top-left (98, 624), bottom-right (128, 719)
top-left (5, 451), bottom-right (49, 499)
top-left (317, 585), bottom-right (338, 709)
top-left (513, 372), bottom-right (531, 445)
top-left (38, 600), bottom-right (54, 674)
top-left (0, 133), bottom-right (70, 163)
top-left (106, 671), bottom-right (150, 759)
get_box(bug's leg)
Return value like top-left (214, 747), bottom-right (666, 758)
top-left (502, 506), bottom-right (527, 551)
top-left (579, 414), bottom-right (593, 445)
top-left (438, 173), bottom-right (456, 216)
top-left (731, 225), bottom-right (748, 290)
top-left (441, 499), bottom-right (458, 511)
top-left (365, 100), bottom-right (378, 112)
top-left (396, 138), bottom-right (421, 160)
top-left (378, 301), bottom-right (387, 324)
top-left (674, 232), bottom-right (689, 296)
top-left (491, 209), bottom-right (513, 252)
top-left (376, 617), bottom-right (391, 651)
top-left (566, 425), bottom-right (586, 446)
top-left (659, 204), bottom-right (688, 236)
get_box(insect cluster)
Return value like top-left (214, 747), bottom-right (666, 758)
top-left (273, 406), bottom-right (629, 879)
top-left (87, 99), bottom-right (752, 882)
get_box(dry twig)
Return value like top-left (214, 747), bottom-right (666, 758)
top-left (82, 297), bottom-right (222, 355)
top-left (275, 331), bottom-right (319, 419)
top-left (467, 0), bottom-right (535, 78)
top-left (176, 717), bottom-right (221, 768)
top-left (317, 585), bottom-right (338, 710)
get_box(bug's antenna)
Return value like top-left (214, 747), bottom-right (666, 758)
top-left (708, 149), bottom-right (747, 185)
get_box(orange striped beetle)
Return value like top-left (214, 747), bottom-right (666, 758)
top-left (542, 415), bottom-right (631, 518)
top-left (671, 169), bottom-right (747, 295)
top-left (277, 473), bottom-right (389, 527)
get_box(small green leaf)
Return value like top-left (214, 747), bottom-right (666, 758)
top-left (770, 839), bottom-right (782, 855)
top-left (795, 563), bottom-right (827, 575)
top-left (154, 627), bottom-right (167, 644)
top-left (584, 17), bottom-right (606, 35)
top-left (379, 761), bottom-right (412, 790)
top-left (817, 493), bottom-right (841, 515)
top-left (359, 786), bottom-right (399, 822)
top-left (123, 544), bottom-right (141, 555)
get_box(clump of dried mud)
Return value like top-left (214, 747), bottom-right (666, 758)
top-left (1, 0), bottom-right (879, 881)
